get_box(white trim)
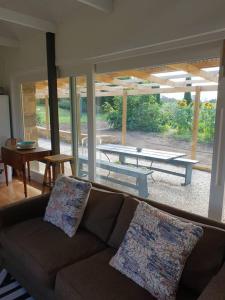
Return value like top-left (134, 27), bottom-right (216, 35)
top-left (86, 28), bottom-right (225, 64)
top-left (0, 7), bottom-right (56, 32)
top-left (70, 76), bottom-right (79, 175)
top-left (208, 41), bottom-right (225, 221)
top-left (87, 66), bottom-right (96, 180)
top-left (77, 0), bottom-right (113, 13)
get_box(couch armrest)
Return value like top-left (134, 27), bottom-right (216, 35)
top-left (198, 263), bottom-right (225, 300)
top-left (0, 193), bottom-right (50, 229)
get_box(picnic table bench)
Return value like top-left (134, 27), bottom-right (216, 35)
top-left (144, 157), bottom-right (198, 186)
top-left (78, 156), bottom-right (153, 198)
top-left (97, 144), bottom-right (198, 186)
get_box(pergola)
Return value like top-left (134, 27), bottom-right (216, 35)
top-left (35, 58), bottom-right (219, 169)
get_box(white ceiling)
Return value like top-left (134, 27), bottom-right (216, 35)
top-left (0, 0), bottom-right (82, 23)
top-left (0, 0), bottom-right (112, 44)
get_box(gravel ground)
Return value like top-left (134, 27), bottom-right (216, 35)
top-left (91, 157), bottom-right (212, 218)
top-left (38, 138), bottom-right (225, 222)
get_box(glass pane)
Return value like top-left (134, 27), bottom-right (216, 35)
top-left (94, 58), bottom-right (219, 219)
top-left (57, 77), bottom-right (73, 175)
top-left (21, 81), bottom-right (51, 174)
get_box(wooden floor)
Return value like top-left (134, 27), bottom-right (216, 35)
top-left (0, 179), bottom-right (44, 207)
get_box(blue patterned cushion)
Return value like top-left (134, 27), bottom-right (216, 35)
top-left (110, 202), bottom-right (203, 299)
top-left (44, 176), bottom-right (92, 237)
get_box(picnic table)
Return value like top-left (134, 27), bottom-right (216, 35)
top-left (96, 144), bottom-right (198, 185)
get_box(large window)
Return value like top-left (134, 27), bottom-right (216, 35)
top-left (94, 59), bottom-right (219, 219)
top-left (21, 57), bottom-right (225, 222)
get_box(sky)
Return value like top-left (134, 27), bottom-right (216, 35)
top-left (162, 91), bottom-right (218, 101)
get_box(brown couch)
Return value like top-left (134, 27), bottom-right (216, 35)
top-left (0, 180), bottom-right (225, 300)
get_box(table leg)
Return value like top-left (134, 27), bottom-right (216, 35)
top-left (61, 162), bottom-right (65, 174)
top-left (48, 164), bottom-right (52, 186)
top-left (22, 164), bottom-right (27, 197)
top-left (119, 154), bottom-right (125, 164)
top-left (4, 164), bottom-right (8, 186)
top-left (53, 163), bottom-right (60, 183)
top-left (137, 174), bottom-right (149, 198)
top-left (27, 161), bottom-right (31, 181)
top-left (183, 164), bottom-right (192, 186)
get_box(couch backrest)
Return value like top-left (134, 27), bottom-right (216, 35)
top-left (83, 179), bottom-right (225, 229)
top-left (108, 195), bottom-right (225, 295)
top-left (80, 187), bottom-right (124, 242)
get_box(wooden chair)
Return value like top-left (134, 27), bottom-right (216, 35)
top-left (42, 154), bottom-right (76, 193)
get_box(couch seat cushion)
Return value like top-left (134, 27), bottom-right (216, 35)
top-left (55, 248), bottom-right (198, 300)
top-left (0, 218), bottom-right (106, 288)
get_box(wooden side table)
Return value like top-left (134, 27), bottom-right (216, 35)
top-left (42, 154), bottom-right (76, 192)
top-left (1, 146), bottom-right (52, 197)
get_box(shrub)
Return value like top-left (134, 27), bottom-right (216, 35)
top-left (173, 100), bottom-right (193, 135)
top-left (198, 102), bottom-right (216, 143)
top-left (58, 98), bottom-right (71, 110)
top-left (103, 95), bottom-right (166, 132)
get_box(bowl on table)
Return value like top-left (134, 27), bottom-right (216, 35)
top-left (16, 141), bottom-right (36, 150)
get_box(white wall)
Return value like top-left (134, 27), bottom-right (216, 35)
top-left (2, 0), bottom-right (225, 78)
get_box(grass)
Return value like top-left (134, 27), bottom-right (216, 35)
top-left (36, 104), bottom-right (107, 127)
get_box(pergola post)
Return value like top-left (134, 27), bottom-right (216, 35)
top-left (191, 87), bottom-right (201, 159)
top-left (122, 90), bottom-right (127, 145)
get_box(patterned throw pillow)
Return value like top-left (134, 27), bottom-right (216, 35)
top-left (44, 176), bottom-right (92, 237)
top-left (110, 202), bottom-right (203, 300)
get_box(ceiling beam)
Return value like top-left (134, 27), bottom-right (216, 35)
top-left (77, 0), bottom-right (113, 13)
top-left (0, 7), bottom-right (56, 32)
top-left (0, 36), bottom-right (19, 47)
top-left (169, 63), bottom-right (218, 83)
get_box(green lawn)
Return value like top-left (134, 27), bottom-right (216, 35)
top-left (36, 104), bottom-right (107, 127)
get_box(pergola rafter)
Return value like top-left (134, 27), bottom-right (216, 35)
top-left (35, 59), bottom-right (219, 99)
top-left (34, 58), bottom-right (219, 174)
top-left (168, 63), bottom-right (218, 83)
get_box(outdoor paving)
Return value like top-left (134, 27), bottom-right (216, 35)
top-left (38, 138), bottom-right (225, 222)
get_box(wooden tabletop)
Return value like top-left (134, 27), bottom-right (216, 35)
top-left (96, 144), bottom-right (185, 161)
top-left (2, 145), bottom-right (51, 154)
